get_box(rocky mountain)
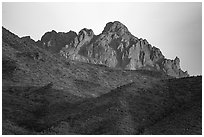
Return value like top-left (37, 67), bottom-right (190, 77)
top-left (2, 26), bottom-right (201, 135)
top-left (39, 21), bottom-right (188, 78)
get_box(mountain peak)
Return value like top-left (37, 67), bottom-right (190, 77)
top-left (102, 21), bottom-right (129, 35)
top-left (78, 28), bottom-right (94, 37)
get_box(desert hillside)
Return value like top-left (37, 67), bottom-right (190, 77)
top-left (2, 25), bottom-right (201, 135)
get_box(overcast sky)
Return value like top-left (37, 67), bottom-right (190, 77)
top-left (2, 2), bottom-right (202, 76)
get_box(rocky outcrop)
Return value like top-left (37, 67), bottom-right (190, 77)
top-left (40, 30), bottom-right (77, 53)
top-left (162, 57), bottom-right (188, 77)
top-left (59, 28), bottom-right (95, 62)
top-left (38, 21), bottom-right (188, 78)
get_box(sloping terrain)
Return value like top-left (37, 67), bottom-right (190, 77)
top-left (143, 77), bottom-right (202, 135)
top-left (2, 27), bottom-right (202, 135)
top-left (39, 76), bottom-right (200, 135)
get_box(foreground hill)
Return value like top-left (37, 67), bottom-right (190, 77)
top-left (2, 27), bottom-right (201, 135)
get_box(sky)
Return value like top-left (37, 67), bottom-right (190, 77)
top-left (2, 2), bottom-right (202, 76)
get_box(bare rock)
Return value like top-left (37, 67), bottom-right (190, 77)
top-left (38, 21), bottom-right (188, 78)
top-left (40, 30), bottom-right (77, 53)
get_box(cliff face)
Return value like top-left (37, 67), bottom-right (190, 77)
top-left (40, 21), bottom-right (188, 78)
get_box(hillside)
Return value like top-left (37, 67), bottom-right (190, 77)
top-left (2, 26), bottom-right (201, 135)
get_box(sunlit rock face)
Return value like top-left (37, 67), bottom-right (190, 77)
top-left (39, 21), bottom-right (188, 78)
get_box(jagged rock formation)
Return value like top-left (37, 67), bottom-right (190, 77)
top-left (34, 21), bottom-right (189, 77)
top-left (38, 30), bottom-right (77, 53)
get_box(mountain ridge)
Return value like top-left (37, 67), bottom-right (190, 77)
top-left (2, 21), bottom-right (188, 78)
top-left (35, 21), bottom-right (188, 78)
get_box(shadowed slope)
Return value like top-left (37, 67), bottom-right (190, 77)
top-left (37, 76), bottom-right (201, 135)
